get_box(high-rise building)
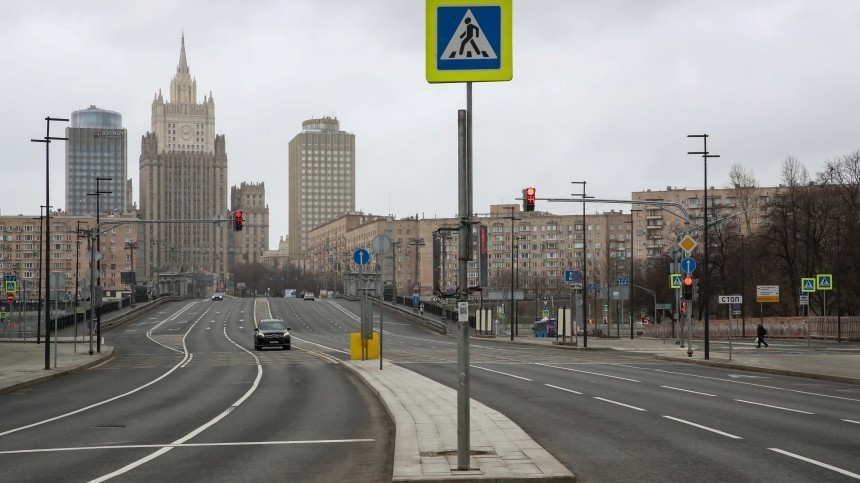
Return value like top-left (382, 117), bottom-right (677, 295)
top-left (139, 35), bottom-right (229, 290)
top-left (288, 116), bottom-right (355, 261)
top-left (64, 106), bottom-right (127, 216)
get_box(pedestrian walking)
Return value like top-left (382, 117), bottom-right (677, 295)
top-left (756, 322), bottom-right (769, 348)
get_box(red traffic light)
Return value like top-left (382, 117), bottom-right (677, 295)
top-left (233, 210), bottom-right (244, 231)
top-left (683, 276), bottom-right (693, 286)
top-left (523, 187), bottom-right (536, 212)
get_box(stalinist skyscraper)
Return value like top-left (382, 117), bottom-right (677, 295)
top-left (139, 35), bottom-right (229, 291)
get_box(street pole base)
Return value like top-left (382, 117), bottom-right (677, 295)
top-left (687, 351), bottom-right (693, 357)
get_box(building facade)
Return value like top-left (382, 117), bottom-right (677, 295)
top-left (288, 116), bottom-right (355, 261)
top-left (0, 211), bottom-right (139, 304)
top-left (138, 36), bottom-right (230, 292)
top-left (65, 106), bottom-right (128, 216)
top-left (230, 182), bottom-right (269, 269)
top-left (632, 185), bottom-right (786, 260)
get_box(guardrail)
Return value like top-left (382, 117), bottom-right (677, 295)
top-left (338, 294), bottom-right (447, 335)
top-left (101, 296), bottom-right (186, 331)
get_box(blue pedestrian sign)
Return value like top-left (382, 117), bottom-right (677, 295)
top-left (670, 274), bottom-right (682, 289)
top-left (353, 248), bottom-right (370, 266)
top-left (680, 257), bottom-right (697, 274)
top-left (816, 273), bottom-right (832, 291)
top-left (426, 0), bottom-right (512, 83)
top-left (801, 278), bottom-right (816, 293)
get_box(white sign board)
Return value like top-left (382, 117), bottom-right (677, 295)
top-left (458, 302), bottom-right (469, 322)
top-left (756, 285), bottom-right (780, 303)
top-left (718, 295), bottom-right (743, 304)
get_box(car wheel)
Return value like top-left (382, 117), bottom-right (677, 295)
top-left (283, 344), bottom-right (290, 350)
top-left (254, 344), bottom-right (260, 351)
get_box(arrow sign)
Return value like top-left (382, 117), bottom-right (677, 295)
top-left (680, 257), bottom-right (697, 273)
top-left (353, 248), bottom-right (370, 266)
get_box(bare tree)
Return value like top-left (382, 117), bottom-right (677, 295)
top-left (724, 163), bottom-right (760, 236)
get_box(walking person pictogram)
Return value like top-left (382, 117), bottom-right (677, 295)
top-left (451, 17), bottom-right (489, 58)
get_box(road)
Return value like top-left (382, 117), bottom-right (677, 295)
top-left (0, 297), bottom-right (392, 482)
top-left (2, 296), bottom-right (858, 482)
top-left (270, 297), bottom-right (860, 483)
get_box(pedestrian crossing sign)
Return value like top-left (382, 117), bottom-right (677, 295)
top-left (670, 273), bottom-right (682, 289)
top-left (801, 278), bottom-right (815, 293)
top-left (426, 0), bottom-right (512, 83)
top-left (816, 274), bottom-right (832, 291)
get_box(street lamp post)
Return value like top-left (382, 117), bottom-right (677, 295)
top-left (34, 207), bottom-right (46, 345)
top-left (629, 209), bottom-right (642, 339)
top-left (125, 241), bottom-right (138, 306)
top-left (688, 134), bottom-right (719, 360)
top-left (31, 116), bottom-right (68, 370)
top-left (504, 206), bottom-right (519, 341)
top-left (571, 181), bottom-right (594, 347)
top-left (88, 176), bottom-right (112, 353)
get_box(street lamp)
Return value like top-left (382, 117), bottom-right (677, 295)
top-left (688, 134), bottom-right (719, 360)
top-left (88, 176), bottom-right (112, 353)
top-left (629, 209), bottom-right (642, 339)
top-left (31, 116), bottom-right (68, 370)
top-left (571, 181), bottom-right (594, 347)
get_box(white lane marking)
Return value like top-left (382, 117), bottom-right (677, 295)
top-left (734, 399), bottom-right (815, 414)
top-left (661, 386), bottom-right (717, 397)
top-left (593, 397), bottom-right (646, 411)
top-left (291, 336), bottom-right (351, 355)
top-left (843, 419), bottom-right (860, 425)
top-left (614, 363), bottom-right (860, 403)
top-left (535, 363), bottom-right (641, 382)
top-left (91, 317), bottom-right (265, 481)
top-left (663, 416), bottom-right (743, 439)
top-left (472, 365), bottom-right (533, 381)
top-left (545, 384), bottom-right (583, 395)
top-left (769, 448), bottom-right (860, 479)
top-left (0, 304), bottom-right (201, 438)
top-left (0, 439), bottom-right (375, 455)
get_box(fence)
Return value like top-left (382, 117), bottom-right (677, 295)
top-left (642, 316), bottom-right (859, 341)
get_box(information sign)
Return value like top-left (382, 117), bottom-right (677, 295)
top-left (756, 285), bottom-right (780, 303)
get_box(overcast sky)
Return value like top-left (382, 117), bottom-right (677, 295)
top-left (5, 1), bottom-right (860, 249)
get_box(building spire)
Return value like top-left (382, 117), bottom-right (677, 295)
top-left (178, 31), bottom-right (189, 74)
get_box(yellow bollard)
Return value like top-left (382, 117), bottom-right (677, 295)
top-left (350, 332), bottom-right (380, 360)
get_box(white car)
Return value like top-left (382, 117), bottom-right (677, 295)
top-left (303, 292), bottom-right (314, 301)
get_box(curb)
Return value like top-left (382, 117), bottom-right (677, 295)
top-left (653, 354), bottom-right (860, 385)
top-left (0, 346), bottom-right (115, 395)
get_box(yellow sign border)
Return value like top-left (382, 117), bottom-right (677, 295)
top-left (816, 273), bottom-right (833, 291)
top-left (670, 273), bottom-right (681, 289)
top-left (800, 277), bottom-right (816, 293)
top-left (426, 0), bottom-right (513, 83)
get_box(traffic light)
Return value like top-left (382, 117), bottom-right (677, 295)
top-left (693, 279), bottom-right (700, 302)
top-left (233, 210), bottom-right (244, 231)
top-left (683, 276), bottom-right (694, 301)
top-left (523, 187), bottom-right (536, 212)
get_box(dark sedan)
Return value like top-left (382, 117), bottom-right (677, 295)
top-left (254, 318), bottom-right (291, 350)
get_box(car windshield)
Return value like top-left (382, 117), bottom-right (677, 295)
top-left (259, 320), bottom-right (286, 331)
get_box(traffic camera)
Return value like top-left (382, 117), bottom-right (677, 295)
top-left (233, 210), bottom-right (244, 231)
top-left (523, 187), bottom-right (536, 212)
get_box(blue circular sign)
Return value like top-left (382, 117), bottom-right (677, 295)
top-left (353, 248), bottom-right (370, 266)
top-left (680, 257), bottom-right (697, 273)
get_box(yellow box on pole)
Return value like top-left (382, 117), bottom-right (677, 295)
top-left (350, 332), bottom-right (379, 360)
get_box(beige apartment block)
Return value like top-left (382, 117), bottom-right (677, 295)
top-left (632, 185), bottom-right (787, 259)
top-left (307, 205), bottom-right (634, 299)
top-left (288, 116), bottom-right (356, 261)
top-left (0, 212), bottom-right (140, 303)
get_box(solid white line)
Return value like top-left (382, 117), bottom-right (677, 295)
top-left (843, 419), bottom-right (860, 425)
top-left (535, 363), bottom-right (641, 382)
top-left (769, 448), bottom-right (860, 479)
top-left (663, 415), bottom-right (743, 439)
top-left (545, 384), bottom-right (583, 395)
top-left (0, 439), bottom-right (375, 455)
top-left (734, 399), bottom-right (815, 414)
top-left (593, 397), bottom-right (646, 411)
top-left (661, 386), bottom-right (717, 397)
top-left (472, 365), bottom-right (533, 381)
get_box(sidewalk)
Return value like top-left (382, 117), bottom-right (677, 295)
top-left (2, 322), bottom-right (858, 481)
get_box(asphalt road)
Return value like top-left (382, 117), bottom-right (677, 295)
top-left (274, 297), bottom-right (860, 483)
top-left (0, 298), bottom-right (393, 482)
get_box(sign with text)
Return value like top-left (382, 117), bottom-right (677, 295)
top-left (756, 285), bottom-right (779, 303)
top-left (718, 295), bottom-right (742, 304)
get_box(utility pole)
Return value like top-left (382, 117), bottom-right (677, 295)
top-left (504, 205), bottom-right (520, 341)
top-left (125, 241), bottom-right (138, 306)
top-left (88, 176), bottom-right (112, 353)
top-left (407, 238), bottom-right (425, 295)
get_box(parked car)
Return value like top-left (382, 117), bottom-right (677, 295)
top-left (303, 292), bottom-right (314, 301)
top-left (211, 292), bottom-right (224, 301)
top-left (254, 318), bottom-right (291, 350)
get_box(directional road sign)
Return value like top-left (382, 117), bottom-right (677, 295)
top-left (756, 285), bottom-right (780, 303)
top-left (670, 273), bottom-right (682, 289)
top-left (353, 248), bottom-right (370, 266)
top-left (680, 257), bottom-right (697, 274)
top-left (426, 0), bottom-right (512, 83)
top-left (616, 277), bottom-right (630, 286)
top-left (564, 269), bottom-right (583, 283)
top-left (801, 278), bottom-right (816, 293)
top-left (678, 235), bottom-right (697, 254)
top-left (816, 273), bottom-right (832, 291)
